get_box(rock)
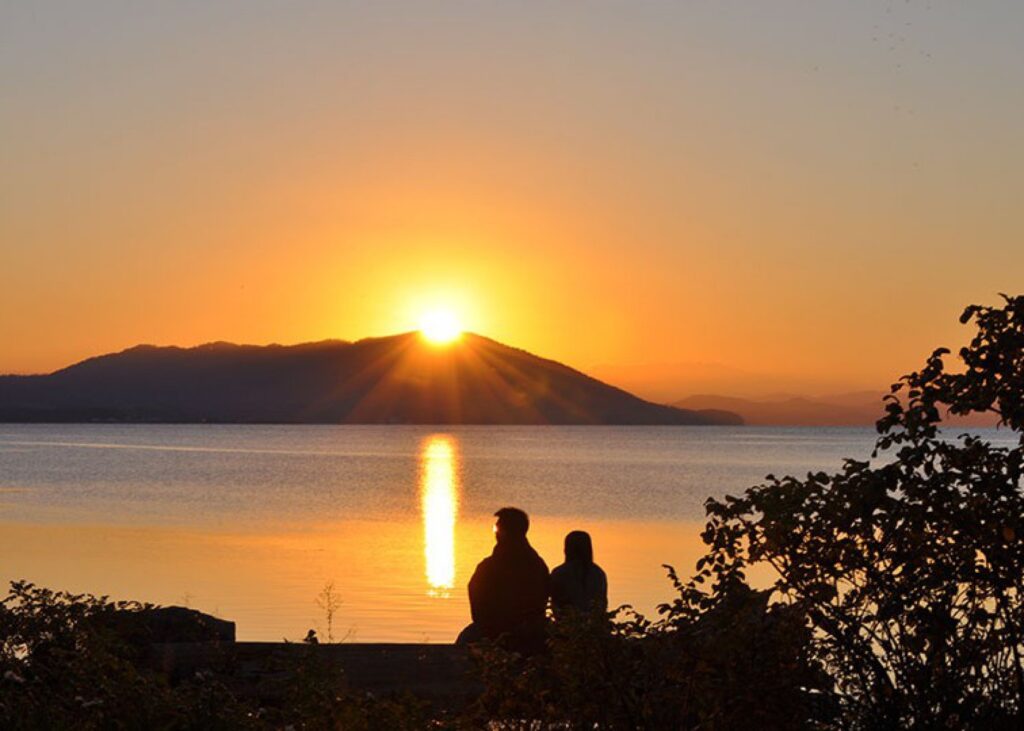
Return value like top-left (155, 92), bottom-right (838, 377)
top-left (103, 606), bottom-right (235, 644)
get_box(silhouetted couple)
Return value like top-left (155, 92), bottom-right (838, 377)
top-left (456, 507), bottom-right (608, 652)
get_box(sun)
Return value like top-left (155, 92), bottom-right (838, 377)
top-left (419, 309), bottom-right (463, 344)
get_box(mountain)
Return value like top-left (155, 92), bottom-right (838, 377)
top-left (674, 393), bottom-right (881, 426)
top-left (0, 333), bottom-right (742, 425)
top-left (674, 393), bottom-right (1000, 427)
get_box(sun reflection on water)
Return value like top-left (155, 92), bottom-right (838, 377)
top-left (420, 435), bottom-right (459, 596)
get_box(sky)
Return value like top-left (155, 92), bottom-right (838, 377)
top-left (2, 1), bottom-right (1023, 395)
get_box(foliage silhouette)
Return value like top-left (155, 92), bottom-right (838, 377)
top-left (467, 596), bottom-right (823, 729)
top-left (0, 581), bottom-right (435, 730)
top-left (676, 294), bottom-right (1024, 728)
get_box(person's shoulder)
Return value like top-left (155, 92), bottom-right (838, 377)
top-left (521, 546), bottom-right (548, 577)
top-left (470, 555), bottom-right (495, 578)
top-left (532, 550), bottom-right (550, 573)
top-left (550, 562), bottom-right (568, 578)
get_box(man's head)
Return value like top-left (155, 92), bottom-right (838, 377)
top-left (494, 507), bottom-right (530, 543)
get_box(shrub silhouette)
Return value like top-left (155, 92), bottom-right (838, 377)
top-left (0, 581), bottom-right (434, 730)
top-left (678, 294), bottom-right (1024, 728)
top-left (467, 595), bottom-right (824, 729)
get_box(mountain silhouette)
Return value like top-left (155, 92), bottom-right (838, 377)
top-left (674, 393), bottom-right (881, 426)
top-left (0, 333), bottom-right (742, 425)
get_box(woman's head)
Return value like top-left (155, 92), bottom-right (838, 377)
top-left (564, 530), bottom-right (593, 564)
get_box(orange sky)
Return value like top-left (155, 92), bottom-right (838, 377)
top-left (2, 2), bottom-right (1022, 395)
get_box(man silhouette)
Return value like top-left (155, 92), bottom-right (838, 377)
top-left (457, 507), bottom-right (549, 651)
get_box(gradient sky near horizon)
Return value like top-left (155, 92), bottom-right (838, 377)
top-left (2, 1), bottom-right (1022, 392)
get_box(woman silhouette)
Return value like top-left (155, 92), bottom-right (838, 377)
top-left (550, 530), bottom-right (608, 618)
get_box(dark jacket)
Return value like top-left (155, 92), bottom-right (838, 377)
top-left (468, 537), bottom-right (550, 643)
top-left (550, 560), bottom-right (608, 618)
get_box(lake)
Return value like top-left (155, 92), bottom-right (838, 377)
top-left (0, 424), bottom-right (1010, 642)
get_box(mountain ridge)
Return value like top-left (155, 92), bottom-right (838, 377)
top-left (0, 333), bottom-right (742, 426)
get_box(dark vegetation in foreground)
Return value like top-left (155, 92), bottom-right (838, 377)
top-left (3, 295), bottom-right (1024, 729)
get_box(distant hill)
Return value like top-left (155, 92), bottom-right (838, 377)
top-left (674, 393), bottom-right (1000, 427)
top-left (589, 361), bottom-right (869, 404)
top-left (0, 333), bottom-right (742, 425)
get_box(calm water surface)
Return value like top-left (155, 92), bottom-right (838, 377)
top-left (0, 425), bottom-right (1010, 641)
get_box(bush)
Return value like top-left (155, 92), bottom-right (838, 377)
top-left (683, 294), bottom-right (1024, 728)
top-left (0, 581), bottom-right (248, 729)
top-left (0, 581), bottom-right (435, 730)
top-left (468, 592), bottom-right (824, 730)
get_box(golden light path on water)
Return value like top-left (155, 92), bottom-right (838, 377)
top-left (420, 435), bottom-right (459, 595)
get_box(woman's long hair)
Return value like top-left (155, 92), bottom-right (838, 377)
top-left (564, 530), bottom-right (594, 565)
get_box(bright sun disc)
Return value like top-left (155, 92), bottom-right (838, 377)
top-left (419, 309), bottom-right (463, 344)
